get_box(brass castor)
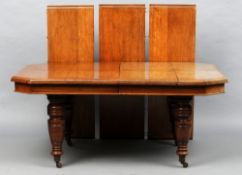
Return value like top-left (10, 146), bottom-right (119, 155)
top-left (56, 161), bottom-right (62, 168)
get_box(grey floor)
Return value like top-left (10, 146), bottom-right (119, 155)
top-left (0, 95), bottom-right (241, 175)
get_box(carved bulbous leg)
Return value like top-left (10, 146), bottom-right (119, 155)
top-left (168, 96), bottom-right (193, 168)
top-left (47, 95), bottom-right (66, 168)
top-left (64, 96), bottom-right (73, 146)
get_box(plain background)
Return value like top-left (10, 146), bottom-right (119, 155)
top-left (0, 0), bottom-right (241, 174)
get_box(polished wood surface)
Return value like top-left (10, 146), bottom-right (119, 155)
top-left (149, 5), bottom-right (196, 62)
top-left (99, 5), bottom-right (145, 62)
top-left (12, 62), bottom-right (227, 95)
top-left (173, 63), bottom-right (226, 85)
top-left (48, 5), bottom-right (94, 63)
top-left (11, 62), bottom-right (227, 86)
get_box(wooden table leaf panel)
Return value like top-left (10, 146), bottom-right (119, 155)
top-left (11, 4), bottom-right (227, 168)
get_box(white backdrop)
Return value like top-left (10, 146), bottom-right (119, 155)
top-left (0, 0), bottom-right (242, 175)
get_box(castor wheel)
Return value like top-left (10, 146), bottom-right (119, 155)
top-left (181, 161), bottom-right (188, 168)
top-left (56, 161), bottom-right (62, 168)
top-left (179, 155), bottom-right (189, 168)
top-left (54, 156), bottom-right (63, 168)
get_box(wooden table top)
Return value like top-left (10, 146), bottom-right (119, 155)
top-left (11, 62), bottom-right (227, 96)
top-left (12, 62), bottom-right (227, 85)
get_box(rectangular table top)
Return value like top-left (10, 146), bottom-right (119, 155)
top-left (12, 62), bottom-right (227, 86)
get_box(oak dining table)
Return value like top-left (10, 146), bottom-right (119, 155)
top-left (11, 4), bottom-right (228, 168)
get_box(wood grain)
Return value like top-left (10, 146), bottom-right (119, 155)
top-left (12, 63), bottom-right (227, 96)
top-left (48, 6), bottom-right (94, 63)
top-left (119, 62), bottom-right (178, 85)
top-left (172, 63), bottom-right (227, 85)
top-left (149, 5), bottom-right (196, 62)
top-left (99, 5), bottom-right (145, 62)
top-left (11, 63), bottom-right (227, 85)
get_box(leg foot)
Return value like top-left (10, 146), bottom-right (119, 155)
top-left (169, 96), bottom-right (193, 168)
top-left (47, 95), bottom-right (65, 168)
top-left (179, 155), bottom-right (188, 168)
top-left (56, 162), bottom-right (62, 168)
top-left (54, 156), bottom-right (62, 168)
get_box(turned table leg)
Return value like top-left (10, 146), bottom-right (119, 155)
top-left (168, 96), bottom-right (193, 168)
top-left (47, 95), bottom-right (66, 168)
top-left (64, 96), bottom-right (73, 146)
